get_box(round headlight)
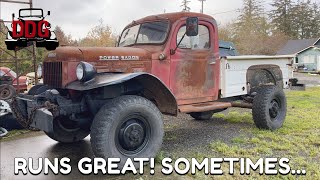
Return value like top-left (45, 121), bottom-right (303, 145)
top-left (76, 63), bottom-right (84, 81)
top-left (76, 62), bottom-right (96, 82)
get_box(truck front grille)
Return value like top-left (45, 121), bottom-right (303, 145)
top-left (43, 62), bottom-right (62, 88)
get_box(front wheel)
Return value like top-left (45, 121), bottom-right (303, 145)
top-left (90, 95), bottom-right (164, 168)
top-left (252, 85), bottom-right (287, 130)
top-left (45, 116), bottom-right (90, 143)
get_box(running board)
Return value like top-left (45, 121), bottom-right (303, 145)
top-left (179, 101), bottom-right (252, 113)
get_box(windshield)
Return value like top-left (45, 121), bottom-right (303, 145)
top-left (19, 9), bottom-right (43, 18)
top-left (119, 21), bottom-right (169, 47)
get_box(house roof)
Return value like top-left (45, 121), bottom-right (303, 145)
top-left (276, 38), bottom-right (320, 55)
top-left (296, 45), bottom-right (320, 55)
top-left (219, 40), bottom-right (239, 56)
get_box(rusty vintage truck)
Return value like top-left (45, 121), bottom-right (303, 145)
top-left (11, 12), bottom-right (295, 165)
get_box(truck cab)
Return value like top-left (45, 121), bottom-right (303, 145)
top-left (116, 13), bottom-right (220, 105)
top-left (12, 12), bottom-right (293, 166)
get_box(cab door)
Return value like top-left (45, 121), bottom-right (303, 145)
top-left (169, 20), bottom-right (218, 105)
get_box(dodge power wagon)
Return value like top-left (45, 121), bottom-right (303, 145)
top-left (11, 12), bottom-right (295, 166)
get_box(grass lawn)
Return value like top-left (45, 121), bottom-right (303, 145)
top-left (150, 87), bottom-right (320, 179)
top-left (0, 129), bottom-right (30, 141)
top-left (207, 87), bottom-right (320, 179)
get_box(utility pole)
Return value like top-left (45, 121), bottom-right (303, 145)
top-left (199, 0), bottom-right (206, 14)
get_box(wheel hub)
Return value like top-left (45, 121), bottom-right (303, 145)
top-left (0, 88), bottom-right (11, 100)
top-left (119, 122), bottom-right (146, 151)
top-left (269, 100), bottom-right (280, 119)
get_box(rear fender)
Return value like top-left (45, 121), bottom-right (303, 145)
top-left (66, 73), bottom-right (178, 116)
top-left (246, 65), bottom-right (284, 91)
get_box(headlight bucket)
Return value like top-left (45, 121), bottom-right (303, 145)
top-left (76, 62), bottom-right (96, 82)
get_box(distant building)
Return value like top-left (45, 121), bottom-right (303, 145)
top-left (277, 38), bottom-right (320, 72)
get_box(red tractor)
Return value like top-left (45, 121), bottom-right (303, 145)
top-left (0, 67), bottom-right (28, 100)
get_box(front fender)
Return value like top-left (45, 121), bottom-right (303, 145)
top-left (66, 73), bottom-right (178, 116)
top-left (66, 73), bottom-right (143, 91)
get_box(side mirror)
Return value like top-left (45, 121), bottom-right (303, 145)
top-left (186, 17), bottom-right (199, 36)
top-left (47, 11), bottom-right (51, 16)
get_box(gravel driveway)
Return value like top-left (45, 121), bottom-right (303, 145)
top-left (294, 72), bottom-right (320, 86)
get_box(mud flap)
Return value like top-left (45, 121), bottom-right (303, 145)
top-left (29, 108), bottom-right (53, 134)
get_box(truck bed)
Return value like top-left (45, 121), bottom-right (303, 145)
top-left (218, 55), bottom-right (295, 98)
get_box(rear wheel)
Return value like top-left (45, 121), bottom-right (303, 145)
top-left (90, 95), bottom-right (163, 168)
top-left (252, 85), bottom-right (287, 130)
top-left (45, 116), bottom-right (90, 143)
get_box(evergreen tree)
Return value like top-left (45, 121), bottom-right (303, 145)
top-left (270, 0), bottom-right (320, 39)
top-left (236, 0), bottom-right (265, 33)
top-left (181, 0), bottom-right (191, 12)
top-left (309, 2), bottom-right (320, 38)
top-left (234, 0), bottom-right (270, 54)
top-left (291, 0), bottom-right (314, 39)
top-left (270, 0), bottom-right (295, 37)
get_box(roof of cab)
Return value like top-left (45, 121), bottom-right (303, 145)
top-left (125, 12), bottom-right (215, 28)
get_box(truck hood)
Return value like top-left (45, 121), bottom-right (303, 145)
top-left (46, 46), bottom-right (151, 62)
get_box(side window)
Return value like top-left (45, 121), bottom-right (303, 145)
top-left (177, 25), bottom-right (210, 50)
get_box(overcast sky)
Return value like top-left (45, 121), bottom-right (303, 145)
top-left (0, 0), bottom-right (318, 39)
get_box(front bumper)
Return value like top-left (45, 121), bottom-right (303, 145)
top-left (13, 95), bottom-right (54, 133)
top-left (12, 90), bottom-right (86, 133)
top-left (30, 108), bottom-right (54, 133)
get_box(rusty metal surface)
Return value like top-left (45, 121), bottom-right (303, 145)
top-left (231, 102), bottom-right (253, 109)
top-left (179, 101), bottom-right (232, 113)
top-left (43, 12), bottom-right (221, 111)
top-left (45, 47), bottom-right (153, 87)
top-left (134, 74), bottom-right (178, 116)
top-left (168, 19), bottom-right (220, 105)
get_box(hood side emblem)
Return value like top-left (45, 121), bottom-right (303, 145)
top-left (99, 56), bottom-right (140, 61)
